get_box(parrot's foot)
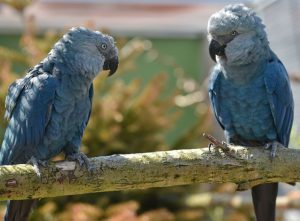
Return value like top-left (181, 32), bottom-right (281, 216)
top-left (65, 152), bottom-right (93, 173)
top-left (208, 141), bottom-right (230, 152)
top-left (27, 156), bottom-right (48, 179)
top-left (265, 141), bottom-right (286, 160)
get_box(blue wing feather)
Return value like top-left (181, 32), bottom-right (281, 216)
top-left (208, 65), bottom-right (225, 130)
top-left (86, 83), bottom-right (93, 128)
top-left (0, 70), bottom-right (58, 165)
top-left (79, 83), bottom-right (93, 135)
top-left (77, 83), bottom-right (93, 135)
top-left (5, 75), bottom-right (34, 120)
top-left (264, 59), bottom-right (294, 146)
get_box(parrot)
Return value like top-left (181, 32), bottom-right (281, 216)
top-left (207, 4), bottom-right (294, 221)
top-left (0, 27), bottom-right (119, 221)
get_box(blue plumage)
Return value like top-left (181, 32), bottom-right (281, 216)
top-left (0, 27), bottom-right (119, 221)
top-left (209, 58), bottom-right (293, 146)
top-left (207, 4), bottom-right (294, 221)
top-left (264, 60), bottom-right (294, 147)
top-left (1, 68), bottom-right (58, 164)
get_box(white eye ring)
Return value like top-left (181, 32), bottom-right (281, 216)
top-left (101, 43), bottom-right (107, 50)
top-left (231, 30), bottom-right (238, 36)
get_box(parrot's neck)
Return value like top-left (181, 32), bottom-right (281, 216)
top-left (43, 52), bottom-right (95, 97)
top-left (220, 59), bottom-right (267, 85)
top-left (218, 37), bottom-right (272, 85)
top-left (50, 43), bottom-right (103, 90)
top-left (66, 73), bottom-right (93, 96)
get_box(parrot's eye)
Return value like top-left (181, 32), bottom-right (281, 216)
top-left (101, 43), bottom-right (107, 50)
top-left (231, 30), bottom-right (238, 36)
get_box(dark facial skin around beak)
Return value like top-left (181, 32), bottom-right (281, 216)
top-left (103, 56), bottom-right (119, 76)
top-left (209, 39), bottom-right (226, 62)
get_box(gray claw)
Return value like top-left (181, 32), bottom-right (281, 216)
top-left (208, 143), bottom-right (214, 152)
top-left (265, 141), bottom-right (285, 160)
top-left (27, 156), bottom-right (48, 179)
top-left (208, 141), bottom-right (230, 152)
top-left (222, 141), bottom-right (229, 150)
top-left (66, 152), bottom-right (93, 173)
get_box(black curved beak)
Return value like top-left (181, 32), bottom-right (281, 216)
top-left (209, 39), bottom-right (226, 62)
top-left (103, 56), bottom-right (119, 76)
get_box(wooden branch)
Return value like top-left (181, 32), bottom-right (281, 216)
top-left (0, 142), bottom-right (300, 201)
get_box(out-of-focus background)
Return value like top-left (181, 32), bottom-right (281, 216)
top-left (0, 0), bottom-right (300, 220)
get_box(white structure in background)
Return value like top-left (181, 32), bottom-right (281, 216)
top-left (256, 0), bottom-right (300, 74)
top-left (256, 0), bottom-right (300, 130)
top-left (0, 4), bottom-right (23, 33)
top-left (0, 0), bottom-right (251, 37)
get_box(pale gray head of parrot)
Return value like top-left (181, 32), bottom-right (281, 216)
top-left (95, 32), bottom-right (119, 76)
top-left (58, 27), bottom-right (119, 77)
top-left (93, 29), bottom-right (119, 76)
top-left (207, 4), bottom-right (269, 65)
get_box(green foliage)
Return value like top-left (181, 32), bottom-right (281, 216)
top-left (289, 127), bottom-right (300, 149)
top-left (31, 200), bottom-right (178, 221)
top-left (0, 62), bottom-right (18, 141)
top-left (0, 0), bottom-right (32, 11)
top-left (83, 74), bottom-right (180, 156)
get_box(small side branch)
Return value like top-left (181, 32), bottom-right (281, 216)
top-left (203, 133), bottom-right (230, 151)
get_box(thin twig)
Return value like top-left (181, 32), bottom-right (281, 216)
top-left (202, 133), bottom-right (230, 151)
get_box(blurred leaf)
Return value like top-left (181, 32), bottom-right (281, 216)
top-left (82, 73), bottom-right (180, 156)
top-left (208, 206), bottom-right (225, 221)
top-left (225, 211), bottom-right (249, 221)
top-left (0, 0), bottom-right (32, 11)
top-left (175, 209), bottom-right (204, 221)
top-left (138, 208), bottom-right (175, 221)
top-left (105, 201), bottom-right (139, 217)
top-left (57, 203), bottom-right (103, 221)
top-left (290, 127), bottom-right (300, 149)
top-left (0, 46), bottom-right (28, 64)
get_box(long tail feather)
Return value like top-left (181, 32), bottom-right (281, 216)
top-left (4, 200), bottom-right (36, 221)
top-left (251, 183), bottom-right (278, 221)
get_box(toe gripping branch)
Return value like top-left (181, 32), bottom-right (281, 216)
top-left (203, 133), bottom-right (230, 152)
top-left (27, 156), bottom-right (48, 180)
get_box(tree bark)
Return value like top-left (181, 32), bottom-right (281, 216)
top-left (0, 144), bottom-right (299, 200)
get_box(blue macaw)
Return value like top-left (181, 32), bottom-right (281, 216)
top-left (207, 4), bottom-right (294, 221)
top-left (0, 27), bottom-right (119, 221)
